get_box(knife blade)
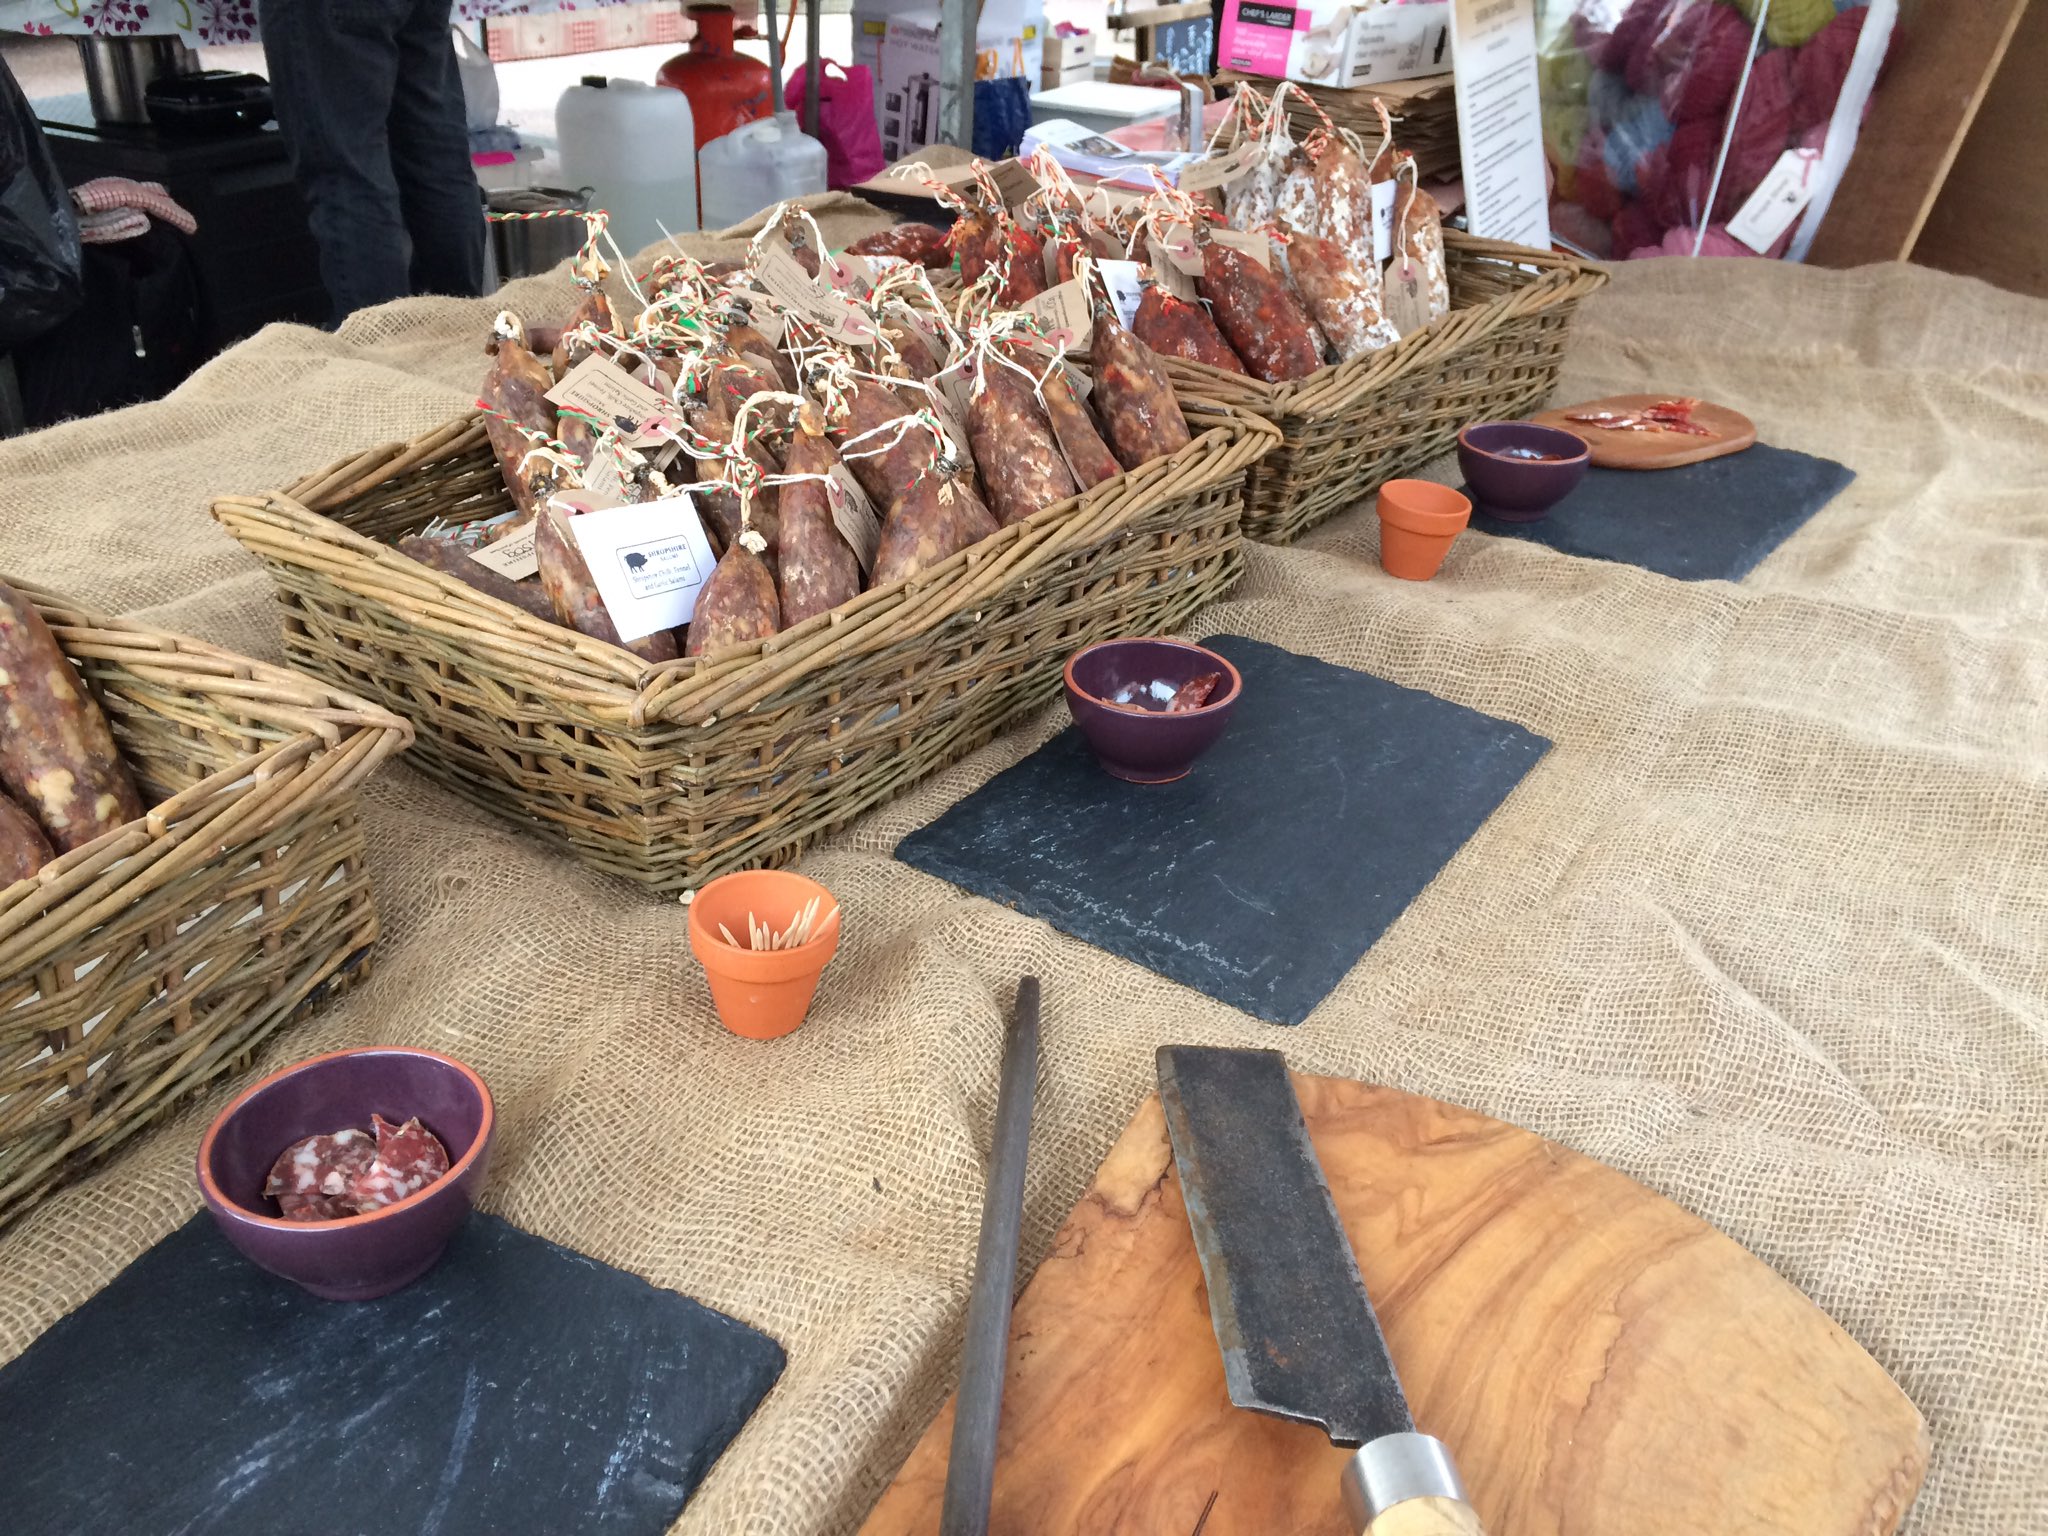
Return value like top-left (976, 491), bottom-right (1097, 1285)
top-left (1156, 1045), bottom-right (1485, 1536)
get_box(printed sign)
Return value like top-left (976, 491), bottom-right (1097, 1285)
top-left (1447, 0), bottom-right (1551, 249)
top-left (754, 243), bottom-right (874, 344)
top-left (567, 496), bottom-right (722, 642)
top-left (1025, 279), bottom-right (1093, 350)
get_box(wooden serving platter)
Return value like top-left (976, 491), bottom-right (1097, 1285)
top-left (1530, 394), bottom-right (1757, 469)
top-left (861, 1077), bottom-right (1926, 1536)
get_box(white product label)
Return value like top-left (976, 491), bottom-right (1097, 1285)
top-left (1372, 179), bottom-right (1398, 265)
top-left (825, 463), bottom-right (882, 573)
top-left (464, 521), bottom-right (539, 581)
top-left (567, 495), bottom-right (722, 642)
top-left (1345, 4), bottom-right (1452, 87)
top-left (545, 355), bottom-right (681, 449)
top-left (1178, 140), bottom-right (1261, 194)
top-left (1727, 148), bottom-right (1823, 254)
top-left (1096, 259), bottom-right (1149, 329)
top-left (1447, 0), bottom-right (1550, 249)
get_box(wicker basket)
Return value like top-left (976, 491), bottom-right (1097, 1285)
top-left (213, 396), bottom-right (1276, 897)
top-left (1166, 231), bottom-right (1608, 546)
top-left (0, 583), bottom-right (412, 1229)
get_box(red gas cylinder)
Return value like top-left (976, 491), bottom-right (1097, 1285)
top-left (656, 5), bottom-right (775, 150)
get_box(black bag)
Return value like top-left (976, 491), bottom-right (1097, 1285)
top-left (15, 220), bottom-right (207, 430)
top-left (0, 57), bottom-right (83, 351)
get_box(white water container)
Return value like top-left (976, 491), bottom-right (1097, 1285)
top-left (697, 113), bottom-right (829, 233)
top-left (555, 76), bottom-right (699, 257)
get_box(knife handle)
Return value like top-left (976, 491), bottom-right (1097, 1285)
top-left (1341, 1433), bottom-right (1484, 1536)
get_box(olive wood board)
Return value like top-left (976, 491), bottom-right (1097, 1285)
top-left (1529, 394), bottom-right (1757, 469)
top-left (860, 1077), bottom-right (1927, 1536)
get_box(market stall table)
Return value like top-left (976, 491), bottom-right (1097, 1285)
top-left (0, 196), bottom-right (2042, 1536)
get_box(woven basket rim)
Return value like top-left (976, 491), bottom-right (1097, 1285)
top-left (1161, 230), bottom-right (1609, 413)
top-left (214, 395), bottom-right (1280, 732)
top-left (0, 580), bottom-right (412, 966)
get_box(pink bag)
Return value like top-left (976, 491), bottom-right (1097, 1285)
top-left (785, 61), bottom-right (886, 189)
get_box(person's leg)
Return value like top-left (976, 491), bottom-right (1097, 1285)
top-left (257, 0), bottom-right (412, 319)
top-left (388, 2), bottom-right (487, 298)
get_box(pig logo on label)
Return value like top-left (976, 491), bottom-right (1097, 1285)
top-left (616, 535), bottom-right (714, 601)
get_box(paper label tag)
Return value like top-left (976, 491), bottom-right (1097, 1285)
top-left (827, 250), bottom-right (877, 297)
top-left (566, 496), bottom-right (722, 642)
top-left (1727, 148), bottom-right (1822, 254)
top-left (1209, 228), bottom-right (1272, 269)
top-left (545, 355), bottom-right (680, 449)
top-left (825, 462), bottom-right (882, 573)
top-left (578, 447), bottom-right (630, 508)
top-left (1177, 140), bottom-right (1261, 195)
top-left (1024, 278), bottom-right (1092, 349)
top-left (1079, 183), bottom-right (1144, 221)
top-left (1096, 259), bottom-right (1149, 329)
top-left (1146, 236), bottom-right (1201, 300)
top-left (991, 158), bottom-right (1041, 208)
top-left (923, 368), bottom-right (974, 456)
top-left (1383, 257), bottom-right (1436, 336)
top-left (754, 243), bottom-right (875, 344)
top-left (465, 521), bottom-right (539, 581)
top-left (886, 301), bottom-right (954, 368)
top-left (1372, 179), bottom-right (1398, 264)
top-left (1156, 219), bottom-right (1206, 276)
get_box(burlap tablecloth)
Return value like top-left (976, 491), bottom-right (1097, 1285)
top-left (1, 199), bottom-right (2042, 1534)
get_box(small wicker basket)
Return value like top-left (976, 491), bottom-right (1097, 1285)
top-left (0, 583), bottom-right (412, 1229)
top-left (214, 396), bottom-right (1276, 897)
top-left (1165, 232), bottom-right (1608, 546)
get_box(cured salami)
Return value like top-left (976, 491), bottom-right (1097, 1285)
top-left (1281, 225), bottom-right (1399, 361)
top-left (968, 358), bottom-right (1077, 526)
top-left (776, 407), bottom-right (863, 628)
top-left (0, 791), bottom-right (54, 883)
top-left (397, 536), bottom-right (559, 625)
top-left (1131, 283), bottom-right (1247, 375)
top-left (0, 580), bottom-right (146, 854)
top-left (480, 332), bottom-right (562, 519)
top-left (847, 222), bottom-right (953, 269)
top-left (263, 1117), bottom-right (452, 1221)
top-left (1089, 307), bottom-right (1192, 470)
top-left (1197, 239), bottom-right (1323, 383)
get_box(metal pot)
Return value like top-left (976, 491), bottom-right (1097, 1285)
top-left (77, 35), bottom-right (200, 127)
top-left (487, 186), bottom-right (596, 281)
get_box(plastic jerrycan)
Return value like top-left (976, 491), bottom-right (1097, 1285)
top-left (555, 76), bottom-right (699, 257)
top-left (656, 4), bottom-right (775, 150)
top-left (699, 113), bottom-right (829, 232)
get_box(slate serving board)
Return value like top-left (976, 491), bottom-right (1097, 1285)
top-left (0, 1212), bottom-right (784, 1536)
top-left (897, 635), bottom-right (1550, 1025)
top-left (1467, 441), bottom-right (1855, 581)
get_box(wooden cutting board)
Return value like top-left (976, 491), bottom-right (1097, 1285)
top-left (861, 1078), bottom-right (1927, 1536)
top-left (1529, 394), bottom-right (1757, 470)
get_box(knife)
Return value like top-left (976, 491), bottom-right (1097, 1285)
top-left (1156, 1045), bottom-right (1485, 1536)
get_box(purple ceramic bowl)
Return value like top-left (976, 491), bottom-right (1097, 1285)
top-left (1457, 421), bottom-right (1591, 523)
top-left (197, 1047), bottom-right (494, 1301)
top-left (1063, 638), bottom-right (1242, 784)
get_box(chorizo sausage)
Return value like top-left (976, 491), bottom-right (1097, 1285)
top-left (684, 538), bottom-right (781, 658)
top-left (968, 359), bottom-right (1078, 526)
top-left (1279, 225), bottom-right (1399, 361)
top-left (1197, 239), bottom-right (1323, 383)
top-left (870, 470), bottom-right (1000, 588)
top-left (1089, 307), bottom-right (1192, 470)
top-left (0, 791), bottom-right (54, 883)
top-left (551, 287), bottom-right (618, 376)
top-left (481, 337), bottom-right (562, 519)
top-left (535, 503), bottom-right (681, 663)
top-left (951, 208), bottom-right (999, 286)
top-left (1131, 282), bottom-right (1247, 374)
top-left (726, 321), bottom-right (798, 392)
top-left (882, 322), bottom-right (943, 382)
top-left (826, 376), bottom-right (932, 510)
top-left (0, 580), bottom-right (146, 853)
top-left (1312, 134), bottom-right (1376, 273)
top-left (776, 405), bottom-right (863, 627)
top-left (397, 535), bottom-right (561, 625)
top-left (997, 221), bottom-right (1049, 305)
top-left (1031, 354), bottom-right (1123, 489)
top-left (1392, 158), bottom-right (1452, 323)
top-left (847, 222), bottom-right (953, 268)
top-left (1273, 147), bottom-right (1319, 241)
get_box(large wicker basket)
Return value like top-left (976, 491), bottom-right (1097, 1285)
top-left (1170, 231), bottom-right (1608, 545)
top-left (213, 396), bottom-right (1276, 897)
top-left (0, 583), bottom-right (412, 1229)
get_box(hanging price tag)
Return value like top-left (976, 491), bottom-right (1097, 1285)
top-left (1177, 140), bottom-right (1261, 195)
top-left (545, 355), bottom-right (680, 449)
top-left (466, 521), bottom-right (539, 581)
top-left (827, 250), bottom-right (877, 297)
top-left (1382, 257), bottom-right (1435, 337)
top-left (1208, 228), bottom-right (1272, 269)
top-left (1145, 237), bottom-right (1200, 301)
top-left (1095, 259), bottom-right (1149, 330)
top-left (1726, 148), bottom-right (1822, 253)
top-left (754, 243), bottom-right (875, 344)
top-left (1024, 278), bottom-right (1092, 350)
top-left (1156, 218), bottom-right (1206, 275)
top-left (1372, 179), bottom-right (1398, 265)
top-left (825, 463), bottom-right (883, 573)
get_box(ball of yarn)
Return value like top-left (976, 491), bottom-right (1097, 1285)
top-left (1766, 0), bottom-right (1834, 47)
top-left (1791, 4), bottom-right (1867, 134)
top-left (1631, 223), bottom-right (1754, 259)
top-left (1600, 0), bottom-right (1671, 75)
top-left (1623, 0), bottom-right (1684, 97)
top-left (1545, 101), bottom-right (1591, 166)
top-left (1717, 44), bottom-right (1797, 214)
top-left (1655, 116), bottom-right (1722, 228)
top-left (1601, 90), bottom-right (1673, 198)
top-left (1662, 1), bottom-right (1755, 123)
top-left (1575, 131), bottom-right (1623, 220)
top-left (1587, 66), bottom-right (1632, 128)
top-left (1538, 39), bottom-right (1593, 105)
top-left (1611, 200), bottom-right (1665, 260)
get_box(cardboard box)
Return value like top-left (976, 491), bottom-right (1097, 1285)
top-left (1217, 0), bottom-right (1450, 90)
top-left (1042, 58), bottom-right (1095, 90)
top-left (1048, 31), bottom-right (1096, 73)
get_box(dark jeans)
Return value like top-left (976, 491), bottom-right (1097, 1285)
top-left (259, 0), bottom-right (486, 320)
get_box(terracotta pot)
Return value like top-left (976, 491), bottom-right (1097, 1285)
top-left (688, 869), bottom-right (840, 1040)
top-left (1376, 479), bottom-right (1472, 581)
